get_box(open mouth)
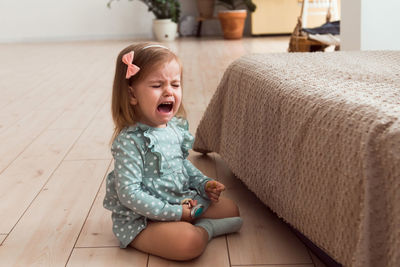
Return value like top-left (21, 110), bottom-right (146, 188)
top-left (157, 102), bottom-right (174, 113)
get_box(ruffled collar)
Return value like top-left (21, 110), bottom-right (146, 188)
top-left (126, 117), bottom-right (186, 134)
top-left (126, 121), bottom-right (169, 134)
top-left (124, 117), bottom-right (193, 175)
top-left (126, 121), bottom-right (175, 175)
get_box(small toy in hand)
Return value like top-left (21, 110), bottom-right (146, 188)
top-left (206, 181), bottom-right (217, 190)
top-left (181, 198), bottom-right (204, 219)
top-left (191, 204), bottom-right (204, 218)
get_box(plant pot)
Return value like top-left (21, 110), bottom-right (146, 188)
top-left (196, 0), bottom-right (215, 18)
top-left (153, 19), bottom-right (178, 42)
top-left (218, 10), bottom-right (247, 40)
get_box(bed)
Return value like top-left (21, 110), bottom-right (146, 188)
top-left (193, 51), bottom-right (400, 267)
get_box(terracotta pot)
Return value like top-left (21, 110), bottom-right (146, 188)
top-left (196, 0), bottom-right (215, 18)
top-left (218, 10), bottom-right (247, 39)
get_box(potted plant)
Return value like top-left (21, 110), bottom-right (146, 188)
top-left (107, 0), bottom-right (181, 41)
top-left (216, 0), bottom-right (256, 39)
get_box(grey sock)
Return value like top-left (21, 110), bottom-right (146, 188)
top-left (194, 217), bottom-right (243, 241)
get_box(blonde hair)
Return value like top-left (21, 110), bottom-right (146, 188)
top-left (111, 42), bottom-right (186, 143)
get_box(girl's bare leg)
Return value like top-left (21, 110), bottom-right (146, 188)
top-left (200, 196), bottom-right (240, 219)
top-left (130, 197), bottom-right (240, 260)
top-left (130, 221), bottom-right (208, 261)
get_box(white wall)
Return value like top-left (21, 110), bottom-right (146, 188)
top-left (361, 0), bottom-right (400, 50)
top-left (0, 0), bottom-right (157, 42)
top-left (0, 0), bottom-right (254, 43)
top-left (341, 0), bottom-right (400, 50)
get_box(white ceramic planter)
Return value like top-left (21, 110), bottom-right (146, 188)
top-left (153, 19), bottom-right (177, 42)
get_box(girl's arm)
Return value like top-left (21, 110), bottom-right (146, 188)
top-left (183, 159), bottom-right (225, 202)
top-left (183, 159), bottom-right (212, 199)
top-left (112, 133), bottom-right (183, 221)
top-left (174, 117), bottom-right (222, 201)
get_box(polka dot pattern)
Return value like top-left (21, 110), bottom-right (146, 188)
top-left (104, 117), bottom-right (211, 248)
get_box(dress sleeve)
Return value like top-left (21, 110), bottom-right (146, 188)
top-left (112, 131), bottom-right (183, 221)
top-left (183, 159), bottom-right (212, 200)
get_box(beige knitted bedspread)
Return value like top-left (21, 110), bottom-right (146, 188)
top-left (193, 51), bottom-right (400, 267)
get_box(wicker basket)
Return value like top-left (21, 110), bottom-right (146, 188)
top-left (288, 34), bottom-right (328, 52)
top-left (288, 0), bottom-right (331, 53)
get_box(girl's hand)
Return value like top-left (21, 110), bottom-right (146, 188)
top-left (205, 180), bottom-right (225, 202)
top-left (181, 199), bottom-right (197, 222)
top-left (181, 205), bottom-right (192, 222)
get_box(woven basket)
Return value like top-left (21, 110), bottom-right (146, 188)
top-left (288, 0), bottom-right (331, 53)
top-left (288, 34), bottom-right (328, 52)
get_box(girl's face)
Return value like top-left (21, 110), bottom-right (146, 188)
top-left (130, 59), bottom-right (182, 128)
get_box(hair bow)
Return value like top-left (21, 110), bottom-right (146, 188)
top-left (122, 51), bottom-right (140, 79)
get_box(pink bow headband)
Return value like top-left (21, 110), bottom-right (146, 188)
top-left (122, 51), bottom-right (140, 79)
top-left (122, 45), bottom-right (169, 79)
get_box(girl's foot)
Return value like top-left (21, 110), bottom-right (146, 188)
top-left (194, 217), bottom-right (243, 241)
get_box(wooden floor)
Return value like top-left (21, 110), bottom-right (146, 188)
top-left (0, 37), bottom-right (327, 267)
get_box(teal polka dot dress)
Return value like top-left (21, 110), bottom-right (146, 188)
top-left (103, 117), bottom-right (212, 248)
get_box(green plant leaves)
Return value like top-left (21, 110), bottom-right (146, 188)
top-left (140, 0), bottom-right (181, 23)
top-left (216, 0), bottom-right (256, 12)
top-left (107, 0), bottom-right (181, 23)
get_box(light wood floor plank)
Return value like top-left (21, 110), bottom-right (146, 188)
top-left (0, 75), bottom-right (80, 133)
top-left (0, 129), bottom-right (82, 233)
top-left (0, 109), bottom-right (64, 172)
top-left (0, 44), bottom-right (98, 132)
top-left (185, 106), bottom-right (211, 137)
top-left (45, 65), bottom-right (111, 131)
top-left (0, 44), bottom-right (74, 109)
top-left (0, 234), bottom-right (6, 245)
top-left (48, 104), bottom-right (103, 131)
top-left (35, 72), bottom-right (98, 112)
top-left (187, 151), bottom-right (217, 179)
top-left (210, 153), bottom-right (245, 191)
top-left (76, 164), bottom-right (119, 248)
top-left (148, 237), bottom-right (229, 267)
top-left (65, 103), bottom-right (114, 161)
top-left (47, 90), bottom-right (110, 130)
top-left (214, 155), bottom-right (313, 265)
top-left (0, 160), bottom-right (110, 266)
top-left (0, 41), bottom-right (122, 133)
top-left (66, 247), bottom-right (148, 267)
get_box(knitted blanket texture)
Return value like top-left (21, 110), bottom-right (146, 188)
top-left (193, 51), bottom-right (400, 267)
